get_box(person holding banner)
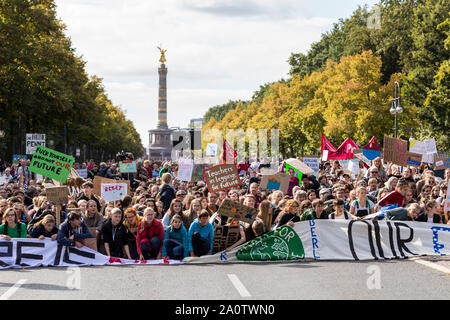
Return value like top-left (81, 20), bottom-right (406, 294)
top-left (30, 215), bottom-right (58, 240)
top-left (0, 208), bottom-right (27, 239)
top-left (274, 200), bottom-right (301, 228)
top-left (349, 187), bottom-right (375, 218)
top-left (137, 208), bottom-right (165, 260)
top-left (57, 211), bottom-right (93, 248)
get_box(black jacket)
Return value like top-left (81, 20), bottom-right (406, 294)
top-left (159, 184), bottom-right (176, 214)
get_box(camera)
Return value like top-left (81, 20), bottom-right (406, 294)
top-left (116, 151), bottom-right (131, 162)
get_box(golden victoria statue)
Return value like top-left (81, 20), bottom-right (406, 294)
top-left (157, 46), bottom-right (167, 63)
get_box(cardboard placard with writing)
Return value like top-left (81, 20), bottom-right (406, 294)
top-left (217, 199), bottom-right (258, 224)
top-left (204, 164), bottom-right (241, 193)
top-left (383, 136), bottom-right (408, 166)
top-left (260, 172), bottom-right (290, 194)
top-left (406, 152), bottom-right (423, 167)
top-left (45, 186), bottom-right (69, 204)
top-left (29, 146), bottom-right (74, 183)
top-left (93, 176), bottom-right (130, 197)
top-left (101, 183), bottom-right (128, 202)
top-left (435, 152), bottom-right (450, 170)
top-left (212, 225), bottom-right (240, 254)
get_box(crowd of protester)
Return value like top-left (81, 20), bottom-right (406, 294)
top-left (0, 154), bottom-right (449, 261)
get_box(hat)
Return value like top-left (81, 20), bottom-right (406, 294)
top-left (319, 188), bottom-right (331, 196)
top-left (176, 190), bottom-right (187, 196)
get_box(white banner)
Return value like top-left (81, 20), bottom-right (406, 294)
top-left (444, 180), bottom-right (450, 212)
top-left (185, 220), bottom-right (450, 263)
top-left (101, 183), bottom-right (128, 202)
top-left (2, 221), bottom-right (449, 268)
top-left (0, 238), bottom-right (181, 269)
top-left (303, 157), bottom-right (320, 177)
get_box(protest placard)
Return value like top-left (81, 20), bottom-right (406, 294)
top-left (12, 154), bottom-right (28, 165)
top-left (217, 199), bottom-right (258, 224)
top-left (434, 152), bottom-right (450, 170)
top-left (383, 136), bottom-right (408, 166)
top-left (260, 172), bottom-right (290, 194)
top-left (177, 158), bottom-right (194, 182)
top-left (410, 139), bottom-right (437, 163)
top-left (26, 133), bottom-right (46, 155)
top-left (76, 168), bottom-right (88, 179)
top-left (93, 176), bottom-right (130, 197)
top-left (45, 186), bottom-right (69, 204)
top-left (119, 160), bottom-right (137, 173)
top-left (204, 164), bottom-right (240, 192)
top-left (101, 183), bottom-right (128, 202)
top-left (406, 152), bottom-right (423, 167)
top-left (212, 225), bottom-right (240, 254)
top-left (29, 146), bottom-right (74, 183)
top-left (205, 143), bottom-right (218, 157)
top-left (303, 157), bottom-right (320, 177)
top-left (191, 164), bottom-right (207, 182)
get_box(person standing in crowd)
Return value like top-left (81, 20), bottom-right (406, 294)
top-left (57, 211), bottom-right (93, 248)
top-left (248, 182), bottom-right (262, 208)
top-left (329, 199), bottom-right (358, 220)
top-left (137, 208), bottom-right (165, 260)
top-left (182, 199), bottom-right (201, 231)
top-left (161, 199), bottom-right (183, 229)
top-left (286, 168), bottom-right (299, 197)
top-left (102, 208), bottom-right (132, 259)
top-left (0, 208), bottom-right (27, 239)
top-left (143, 160), bottom-right (153, 179)
top-left (162, 214), bottom-right (188, 260)
top-left (158, 173), bottom-right (176, 214)
top-left (159, 162), bottom-right (172, 177)
top-left (105, 163), bottom-right (121, 180)
top-left (349, 187), bottom-right (375, 218)
top-left (301, 199), bottom-right (328, 220)
top-left (256, 200), bottom-right (274, 231)
top-left (188, 210), bottom-right (214, 257)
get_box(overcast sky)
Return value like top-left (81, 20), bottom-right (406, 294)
top-left (54, 0), bottom-right (379, 147)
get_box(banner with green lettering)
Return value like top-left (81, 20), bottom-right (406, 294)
top-left (29, 146), bottom-right (74, 183)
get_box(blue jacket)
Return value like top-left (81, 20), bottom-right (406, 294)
top-left (57, 220), bottom-right (93, 247)
top-left (187, 219), bottom-right (214, 254)
top-left (162, 225), bottom-right (189, 257)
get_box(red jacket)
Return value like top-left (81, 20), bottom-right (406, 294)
top-left (136, 219), bottom-right (165, 255)
top-left (377, 190), bottom-right (404, 209)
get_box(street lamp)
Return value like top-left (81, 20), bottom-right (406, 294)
top-left (390, 81), bottom-right (403, 138)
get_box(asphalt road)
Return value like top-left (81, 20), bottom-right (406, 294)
top-left (0, 257), bottom-right (449, 301)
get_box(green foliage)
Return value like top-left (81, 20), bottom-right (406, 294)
top-left (0, 0), bottom-right (143, 161)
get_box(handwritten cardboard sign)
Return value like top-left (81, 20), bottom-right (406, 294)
top-left (177, 158), bottom-right (194, 182)
top-left (45, 186), bottom-right (69, 204)
top-left (93, 176), bottom-right (130, 197)
top-left (217, 199), bottom-right (258, 224)
top-left (204, 164), bottom-right (241, 192)
top-left (435, 152), bottom-right (450, 170)
top-left (260, 172), bottom-right (290, 194)
top-left (383, 136), bottom-right (408, 166)
top-left (101, 183), bottom-right (128, 202)
top-left (406, 152), bottom-right (423, 167)
top-left (212, 225), bottom-right (240, 254)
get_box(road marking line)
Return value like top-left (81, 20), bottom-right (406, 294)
top-left (0, 279), bottom-right (28, 300)
top-left (414, 259), bottom-right (450, 275)
top-left (228, 274), bottom-right (251, 297)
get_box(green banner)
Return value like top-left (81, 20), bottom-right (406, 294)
top-left (285, 163), bottom-right (303, 184)
top-left (29, 146), bottom-right (74, 183)
top-left (236, 225), bottom-right (304, 261)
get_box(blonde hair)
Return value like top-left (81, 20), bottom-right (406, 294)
top-left (33, 214), bottom-right (55, 229)
top-left (257, 200), bottom-right (273, 231)
top-left (161, 173), bottom-right (172, 186)
top-left (140, 208), bottom-right (156, 233)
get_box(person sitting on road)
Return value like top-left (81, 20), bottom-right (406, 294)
top-left (136, 207), bottom-right (165, 260)
top-left (101, 208), bottom-right (132, 259)
top-left (30, 214), bottom-right (58, 240)
top-left (57, 211), bottom-right (93, 248)
top-left (0, 208), bottom-right (27, 239)
top-left (162, 214), bottom-right (188, 260)
top-left (188, 209), bottom-right (214, 257)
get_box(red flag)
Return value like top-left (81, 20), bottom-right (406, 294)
top-left (222, 140), bottom-right (237, 164)
top-left (362, 136), bottom-right (381, 151)
top-left (321, 134), bottom-right (337, 155)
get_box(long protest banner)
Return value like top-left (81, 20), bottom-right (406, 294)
top-left (1, 220), bottom-right (449, 269)
top-left (29, 146), bottom-right (74, 183)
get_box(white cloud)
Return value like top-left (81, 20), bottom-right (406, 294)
top-left (54, 0), bottom-right (373, 147)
